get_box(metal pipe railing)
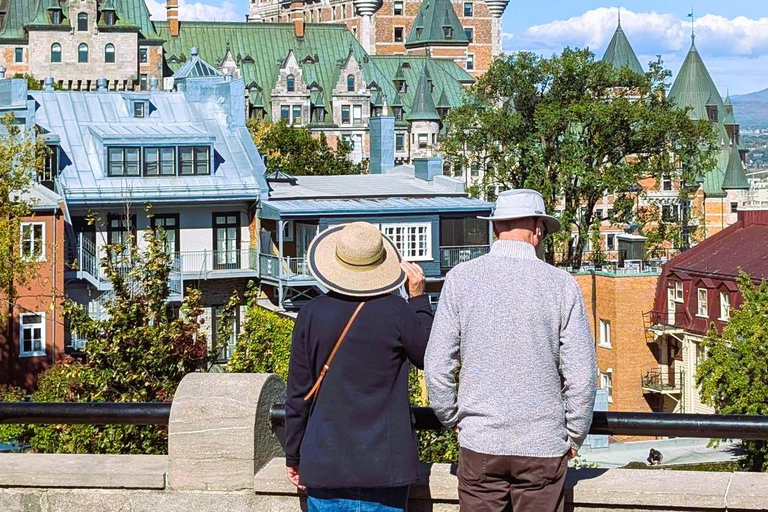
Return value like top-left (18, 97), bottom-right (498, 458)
top-left (2, 402), bottom-right (768, 440)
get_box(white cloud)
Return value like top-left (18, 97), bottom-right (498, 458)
top-left (507, 7), bottom-right (768, 59)
top-left (145, 0), bottom-right (242, 22)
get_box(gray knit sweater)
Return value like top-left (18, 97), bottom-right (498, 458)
top-left (425, 240), bottom-right (597, 457)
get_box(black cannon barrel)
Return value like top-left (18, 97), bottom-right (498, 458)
top-left (269, 404), bottom-right (768, 440)
top-left (0, 402), bottom-right (171, 425)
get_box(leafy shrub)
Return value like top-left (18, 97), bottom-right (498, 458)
top-left (0, 385), bottom-right (26, 445)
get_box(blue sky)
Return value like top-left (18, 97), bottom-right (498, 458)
top-left (146, 0), bottom-right (768, 95)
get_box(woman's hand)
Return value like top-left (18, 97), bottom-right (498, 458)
top-left (286, 466), bottom-right (305, 491)
top-left (401, 261), bottom-right (426, 298)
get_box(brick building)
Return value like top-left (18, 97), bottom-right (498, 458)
top-left (247, 0), bottom-right (508, 77)
top-left (647, 208), bottom-right (768, 414)
top-left (1, 184), bottom-right (66, 391)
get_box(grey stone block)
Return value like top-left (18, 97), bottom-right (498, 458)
top-left (0, 454), bottom-right (166, 489)
top-left (726, 472), bottom-right (768, 510)
top-left (168, 372), bottom-right (286, 491)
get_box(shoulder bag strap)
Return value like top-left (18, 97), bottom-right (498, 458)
top-left (303, 301), bottom-right (365, 402)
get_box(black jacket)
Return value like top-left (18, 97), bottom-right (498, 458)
top-left (285, 292), bottom-right (433, 488)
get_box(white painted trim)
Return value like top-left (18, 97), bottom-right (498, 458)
top-left (19, 312), bottom-right (46, 358)
top-left (20, 221), bottom-right (46, 262)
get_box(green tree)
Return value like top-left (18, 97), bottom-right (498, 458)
top-left (0, 114), bottom-right (48, 330)
top-left (227, 283), bottom-right (294, 380)
top-left (442, 50), bottom-right (716, 267)
top-left (249, 119), bottom-right (367, 176)
top-left (696, 272), bottom-right (768, 472)
top-left (3, 227), bottom-right (212, 454)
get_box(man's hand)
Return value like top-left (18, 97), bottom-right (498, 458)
top-left (286, 466), bottom-right (305, 491)
top-left (401, 261), bottom-right (426, 298)
top-left (567, 448), bottom-right (578, 459)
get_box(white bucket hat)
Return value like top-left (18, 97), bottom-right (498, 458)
top-left (479, 189), bottom-right (561, 234)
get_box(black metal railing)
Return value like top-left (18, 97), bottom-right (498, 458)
top-left (3, 402), bottom-right (768, 440)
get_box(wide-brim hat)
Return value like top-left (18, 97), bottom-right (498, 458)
top-left (479, 188), bottom-right (561, 234)
top-left (307, 222), bottom-right (406, 297)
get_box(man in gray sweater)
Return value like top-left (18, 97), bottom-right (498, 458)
top-left (425, 189), bottom-right (597, 512)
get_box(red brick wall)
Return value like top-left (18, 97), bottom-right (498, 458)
top-left (0, 209), bottom-right (66, 391)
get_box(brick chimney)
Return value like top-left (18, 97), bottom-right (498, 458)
top-left (167, 0), bottom-right (179, 37)
top-left (291, 0), bottom-right (304, 39)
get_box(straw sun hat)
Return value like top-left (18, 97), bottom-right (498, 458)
top-left (307, 222), bottom-right (406, 297)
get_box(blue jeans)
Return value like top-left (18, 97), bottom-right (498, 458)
top-left (307, 486), bottom-right (410, 512)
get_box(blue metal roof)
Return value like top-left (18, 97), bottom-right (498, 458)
top-left (261, 196), bottom-right (492, 220)
top-left (2, 75), bottom-right (269, 207)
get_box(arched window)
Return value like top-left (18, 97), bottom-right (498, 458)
top-left (286, 74), bottom-right (295, 92)
top-left (347, 74), bottom-right (355, 92)
top-left (78, 43), bottom-right (88, 63)
top-left (77, 12), bottom-right (88, 31)
top-left (105, 44), bottom-right (115, 63)
top-left (50, 43), bottom-right (62, 63)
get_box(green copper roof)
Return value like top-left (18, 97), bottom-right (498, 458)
top-left (405, 66), bottom-right (441, 122)
top-left (25, 0), bottom-right (67, 28)
top-left (721, 147), bottom-right (750, 190)
top-left (405, 0), bottom-right (469, 47)
top-left (1, 0), bottom-right (160, 40)
top-left (723, 94), bottom-right (737, 125)
top-left (436, 88), bottom-right (451, 108)
top-left (602, 22), bottom-right (644, 75)
top-left (669, 42), bottom-right (724, 121)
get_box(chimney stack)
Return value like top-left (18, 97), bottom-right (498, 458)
top-left (44, 76), bottom-right (54, 92)
top-left (97, 77), bottom-right (107, 92)
top-left (291, 0), bottom-right (304, 39)
top-left (167, 0), bottom-right (179, 37)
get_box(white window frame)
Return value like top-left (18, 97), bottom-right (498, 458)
top-left (393, 0), bottom-right (403, 15)
top-left (380, 222), bottom-right (432, 262)
top-left (719, 291), bottom-right (730, 321)
top-left (697, 288), bottom-right (708, 318)
top-left (599, 319), bottom-right (611, 348)
top-left (352, 104), bottom-right (362, 124)
top-left (606, 233), bottom-right (616, 251)
top-left (20, 312), bottom-right (46, 357)
top-left (674, 280), bottom-right (684, 302)
top-left (341, 105), bottom-right (351, 125)
top-left (417, 133), bottom-right (428, 149)
top-left (20, 222), bottom-right (46, 261)
top-left (601, 371), bottom-right (613, 402)
top-left (466, 53), bottom-right (475, 71)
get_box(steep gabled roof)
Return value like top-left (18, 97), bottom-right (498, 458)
top-left (602, 21), bottom-right (644, 75)
top-left (405, 0), bottom-right (469, 47)
top-left (405, 65), bottom-right (440, 122)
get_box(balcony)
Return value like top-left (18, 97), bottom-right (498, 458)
top-left (173, 249), bottom-right (258, 279)
top-left (440, 245), bottom-right (490, 271)
top-left (258, 253), bottom-right (314, 283)
top-left (642, 367), bottom-right (684, 395)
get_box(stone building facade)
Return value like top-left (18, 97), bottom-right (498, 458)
top-left (247, 0), bottom-right (508, 77)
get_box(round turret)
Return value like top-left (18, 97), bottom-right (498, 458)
top-left (485, 0), bottom-right (509, 18)
top-left (353, 0), bottom-right (381, 17)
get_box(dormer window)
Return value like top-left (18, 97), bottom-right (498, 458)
top-left (77, 12), bottom-right (88, 31)
top-left (415, 27), bottom-right (422, 37)
top-left (103, 11), bottom-right (116, 26)
top-left (443, 27), bottom-right (453, 39)
top-left (347, 74), bottom-right (355, 92)
top-left (706, 105), bottom-right (718, 122)
top-left (287, 74), bottom-right (295, 92)
top-left (395, 80), bottom-right (406, 93)
top-left (133, 101), bottom-right (146, 118)
top-left (392, 106), bottom-right (404, 121)
top-left (50, 10), bottom-right (62, 24)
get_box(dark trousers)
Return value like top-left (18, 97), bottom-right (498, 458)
top-left (458, 447), bottom-right (568, 512)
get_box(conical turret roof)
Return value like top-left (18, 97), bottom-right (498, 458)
top-left (405, 66), bottom-right (440, 122)
top-left (721, 148), bottom-right (750, 190)
top-left (602, 21), bottom-right (644, 75)
top-left (669, 41), bottom-right (724, 121)
top-left (406, 0), bottom-right (469, 47)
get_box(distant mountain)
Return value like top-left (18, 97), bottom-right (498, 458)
top-left (731, 88), bottom-right (768, 128)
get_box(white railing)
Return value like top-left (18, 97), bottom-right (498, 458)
top-left (439, 245), bottom-right (490, 270)
top-left (173, 249), bottom-right (258, 276)
top-left (259, 254), bottom-right (313, 281)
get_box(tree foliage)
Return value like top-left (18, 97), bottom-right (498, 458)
top-left (0, 114), bottom-right (48, 328)
top-left (249, 119), bottom-right (367, 176)
top-left (442, 49), bottom-right (717, 267)
top-left (226, 283), bottom-right (293, 379)
top-left (2, 227), bottom-right (214, 454)
top-left (696, 272), bottom-right (768, 472)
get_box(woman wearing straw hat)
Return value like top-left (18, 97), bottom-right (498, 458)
top-left (284, 221), bottom-right (433, 511)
